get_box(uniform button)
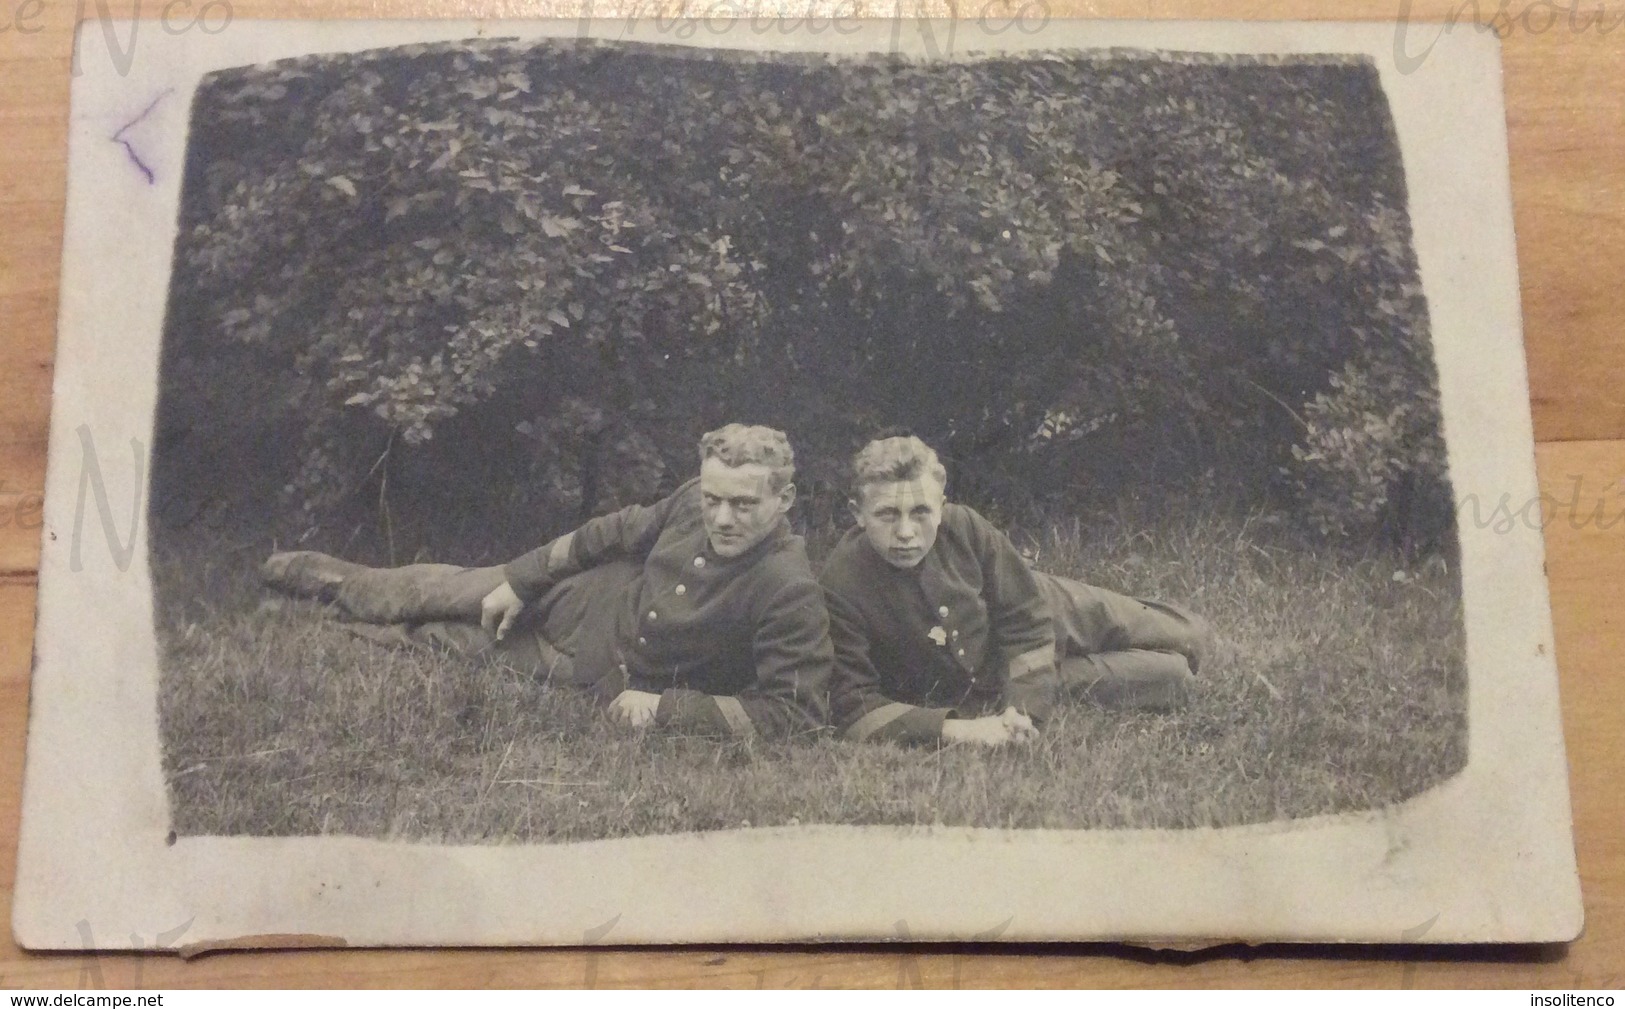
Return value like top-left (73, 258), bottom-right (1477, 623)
top-left (957, 649), bottom-right (966, 657)
top-left (638, 637), bottom-right (648, 646)
top-left (694, 557), bottom-right (706, 568)
top-left (648, 610), bottom-right (658, 621)
top-left (938, 606), bottom-right (949, 618)
top-left (674, 584), bottom-right (686, 596)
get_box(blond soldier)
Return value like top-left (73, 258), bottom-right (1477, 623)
top-left (819, 435), bottom-right (1208, 746)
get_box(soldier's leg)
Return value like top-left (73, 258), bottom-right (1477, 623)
top-left (263, 552), bottom-right (537, 669)
top-left (526, 560), bottom-right (640, 656)
top-left (262, 550), bottom-right (502, 624)
top-left (264, 550), bottom-right (637, 685)
top-left (405, 620), bottom-right (574, 684)
top-left (1055, 650), bottom-right (1195, 711)
top-left (336, 564), bottom-right (506, 624)
top-left (526, 560), bottom-right (640, 694)
top-left (1035, 571), bottom-right (1210, 674)
top-left (401, 559), bottom-right (639, 690)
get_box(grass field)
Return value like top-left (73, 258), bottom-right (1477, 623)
top-left (155, 506), bottom-right (1467, 841)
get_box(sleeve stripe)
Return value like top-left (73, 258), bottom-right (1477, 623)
top-left (546, 532), bottom-right (575, 576)
top-left (846, 702), bottom-right (915, 742)
top-left (1009, 645), bottom-right (1055, 680)
top-left (715, 696), bottom-right (756, 737)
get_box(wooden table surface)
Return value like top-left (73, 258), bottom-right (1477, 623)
top-left (3, 0), bottom-right (1623, 988)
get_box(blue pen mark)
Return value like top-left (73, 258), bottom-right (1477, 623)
top-left (111, 88), bottom-right (174, 185)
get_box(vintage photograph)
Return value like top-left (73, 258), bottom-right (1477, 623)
top-left (147, 35), bottom-right (1466, 842)
top-left (19, 17), bottom-right (1582, 949)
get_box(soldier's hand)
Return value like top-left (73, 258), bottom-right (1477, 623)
top-left (941, 715), bottom-right (1014, 747)
top-left (1000, 706), bottom-right (1038, 741)
top-left (480, 581), bottom-right (525, 640)
top-left (608, 689), bottom-right (662, 728)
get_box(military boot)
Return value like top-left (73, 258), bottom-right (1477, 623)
top-left (261, 550), bottom-right (365, 601)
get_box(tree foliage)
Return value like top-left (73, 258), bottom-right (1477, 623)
top-left (154, 39), bottom-right (1453, 557)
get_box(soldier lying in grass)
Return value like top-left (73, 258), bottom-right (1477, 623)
top-left (262, 424), bottom-right (833, 737)
top-left (820, 434), bottom-right (1210, 747)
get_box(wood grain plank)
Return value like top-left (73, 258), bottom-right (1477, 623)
top-left (1507, 29), bottom-right (1625, 441)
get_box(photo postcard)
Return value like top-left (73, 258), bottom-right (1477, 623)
top-left (12, 16), bottom-right (1582, 949)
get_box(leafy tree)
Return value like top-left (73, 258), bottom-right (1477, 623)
top-left (153, 40), bottom-right (1452, 558)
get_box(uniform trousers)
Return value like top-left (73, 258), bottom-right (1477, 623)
top-left (1036, 572), bottom-right (1209, 711)
top-left (266, 553), bottom-right (1210, 712)
top-left (266, 552), bottom-right (638, 690)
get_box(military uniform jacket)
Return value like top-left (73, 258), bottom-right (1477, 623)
top-left (505, 478), bottom-right (833, 737)
top-left (819, 503), bottom-right (1059, 744)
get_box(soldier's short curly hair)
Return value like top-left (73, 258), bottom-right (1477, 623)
top-left (851, 434), bottom-right (948, 500)
top-left (698, 424), bottom-right (796, 492)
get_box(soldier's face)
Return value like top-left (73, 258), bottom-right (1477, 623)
top-left (700, 457), bottom-right (794, 558)
top-left (852, 476), bottom-right (945, 569)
